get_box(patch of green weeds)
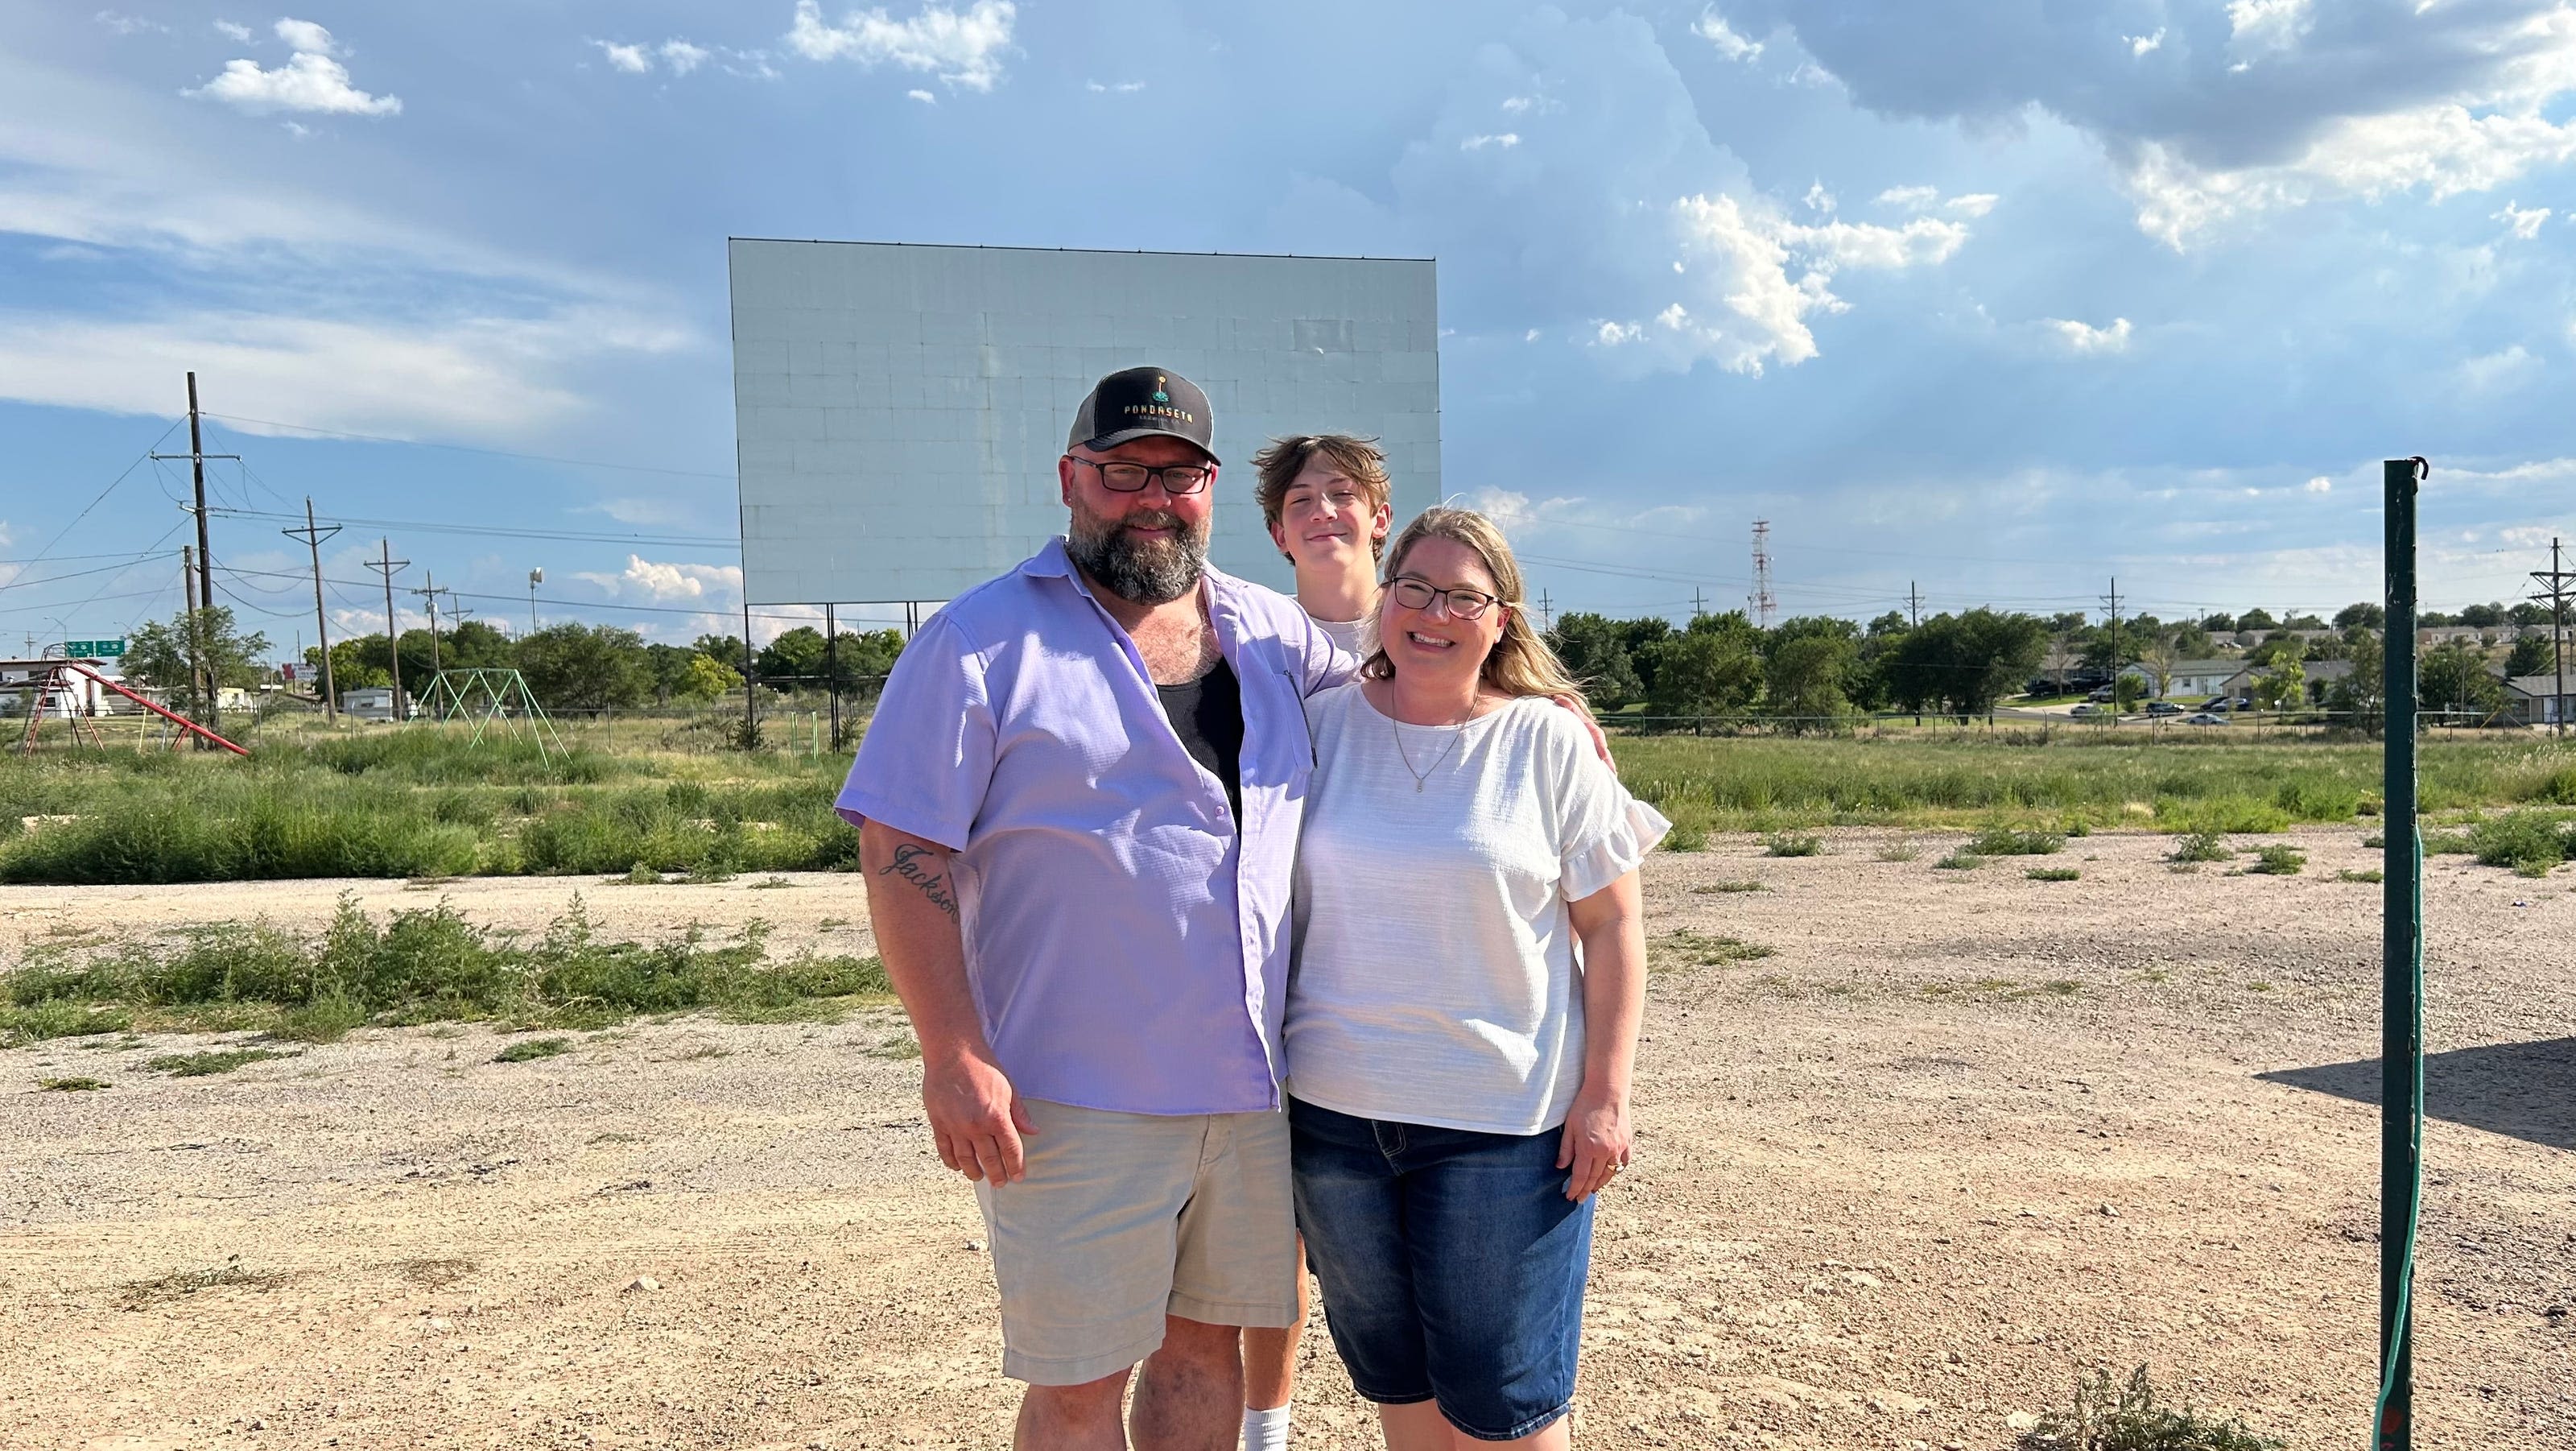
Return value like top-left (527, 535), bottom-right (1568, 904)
top-left (620, 862), bottom-right (662, 886)
top-left (1762, 832), bottom-right (1823, 858)
top-left (2026, 867), bottom-right (2082, 882)
top-left (117, 1256), bottom-right (283, 1309)
top-left (1875, 842), bottom-right (1921, 862)
top-left (2248, 844), bottom-right (2306, 875)
top-left (2169, 830), bottom-right (2233, 864)
top-left (1659, 819), bottom-right (1709, 852)
top-left (492, 1036), bottom-right (574, 1063)
top-left (1969, 828), bottom-right (2065, 857)
top-left (866, 1031), bottom-right (923, 1060)
top-left (2335, 868), bottom-right (2383, 883)
top-left (2467, 809), bottom-right (2576, 876)
top-left (0, 999), bottom-right (133, 1047)
top-left (2023, 1363), bottom-right (2281, 1451)
top-left (1934, 851), bottom-right (1985, 870)
top-left (748, 875), bottom-right (795, 890)
top-left (1692, 879), bottom-right (1767, 894)
top-left (37, 1076), bottom-right (109, 1091)
top-left (1649, 929), bottom-right (1776, 971)
top-left (816, 917), bottom-right (851, 931)
top-left (145, 1048), bottom-right (292, 1077)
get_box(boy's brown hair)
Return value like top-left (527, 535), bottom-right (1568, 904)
top-left (1249, 434), bottom-right (1393, 561)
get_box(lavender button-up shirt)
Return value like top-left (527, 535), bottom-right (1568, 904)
top-left (836, 539), bottom-right (1354, 1116)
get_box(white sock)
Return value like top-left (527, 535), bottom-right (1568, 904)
top-left (1242, 1403), bottom-right (1290, 1451)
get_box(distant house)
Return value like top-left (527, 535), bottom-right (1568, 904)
top-left (343, 687), bottom-right (398, 722)
top-left (2218, 657), bottom-right (2353, 705)
top-left (2161, 659), bottom-right (2244, 698)
top-left (2502, 676), bottom-right (2574, 727)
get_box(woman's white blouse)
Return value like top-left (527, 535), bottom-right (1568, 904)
top-left (1285, 683), bottom-right (1669, 1135)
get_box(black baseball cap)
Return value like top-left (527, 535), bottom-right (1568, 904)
top-left (1068, 366), bottom-right (1219, 463)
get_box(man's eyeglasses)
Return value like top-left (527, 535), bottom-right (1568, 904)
top-left (1387, 576), bottom-right (1510, 621)
top-left (1070, 457), bottom-right (1215, 495)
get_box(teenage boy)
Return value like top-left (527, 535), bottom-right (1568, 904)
top-left (1252, 434), bottom-right (1395, 657)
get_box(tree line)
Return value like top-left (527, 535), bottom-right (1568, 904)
top-left (119, 607), bottom-right (905, 716)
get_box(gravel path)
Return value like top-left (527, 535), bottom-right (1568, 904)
top-left (3, 827), bottom-right (2570, 1449)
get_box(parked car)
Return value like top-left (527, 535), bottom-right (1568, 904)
top-left (2184, 712), bottom-right (2230, 726)
top-left (2147, 700), bottom-right (2184, 716)
top-left (2070, 703), bottom-right (2101, 717)
top-left (2086, 684), bottom-right (2116, 702)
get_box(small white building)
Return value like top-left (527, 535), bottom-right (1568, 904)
top-left (342, 687), bottom-right (398, 722)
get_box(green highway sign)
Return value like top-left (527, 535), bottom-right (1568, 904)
top-left (64, 639), bottom-right (126, 659)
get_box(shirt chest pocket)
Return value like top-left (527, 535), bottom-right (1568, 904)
top-left (1239, 659), bottom-right (1315, 796)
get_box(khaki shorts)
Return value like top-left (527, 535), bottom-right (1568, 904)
top-left (973, 1099), bottom-right (1297, 1386)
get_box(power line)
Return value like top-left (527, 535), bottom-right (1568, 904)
top-left (203, 505), bottom-right (735, 551)
top-left (202, 412), bottom-right (736, 481)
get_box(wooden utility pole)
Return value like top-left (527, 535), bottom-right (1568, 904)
top-left (412, 573), bottom-right (452, 674)
top-left (150, 374), bottom-right (239, 734)
top-left (365, 539), bottom-right (409, 721)
top-left (281, 499), bottom-right (341, 720)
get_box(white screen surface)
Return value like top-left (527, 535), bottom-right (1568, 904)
top-left (729, 240), bottom-right (1439, 604)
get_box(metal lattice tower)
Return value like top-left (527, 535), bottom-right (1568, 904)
top-left (1749, 519), bottom-right (1776, 630)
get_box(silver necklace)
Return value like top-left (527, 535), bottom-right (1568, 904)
top-left (1390, 708), bottom-right (1470, 792)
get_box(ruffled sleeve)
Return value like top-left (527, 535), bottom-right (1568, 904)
top-left (1552, 716), bottom-right (1670, 900)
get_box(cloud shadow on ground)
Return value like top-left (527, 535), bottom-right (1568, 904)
top-left (2259, 1038), bottom-right (2576, 1153)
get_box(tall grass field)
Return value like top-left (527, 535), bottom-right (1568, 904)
top-left (1, 719), bottom-right (2571, 885)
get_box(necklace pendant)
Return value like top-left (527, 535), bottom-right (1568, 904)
top-left (1414, 779), bottom-right (1425, 793)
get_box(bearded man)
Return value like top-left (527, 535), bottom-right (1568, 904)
top-left (837, 366), bottom-right (1352, 1451)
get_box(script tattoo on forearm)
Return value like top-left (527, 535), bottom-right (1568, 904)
top-left (879, 843), bottom-right (959, 922)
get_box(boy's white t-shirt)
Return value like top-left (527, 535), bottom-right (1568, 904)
top-left (1285, 682), bottom-right (1668, 1135)
top-left (1308, 614), bottom-right (1368, 657)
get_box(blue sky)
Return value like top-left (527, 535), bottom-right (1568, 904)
top-left (3, 0), bottom-right (2573, 655)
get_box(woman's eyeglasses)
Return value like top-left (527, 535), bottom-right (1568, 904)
top-left (1387, 576), bottom-right (1509, 621)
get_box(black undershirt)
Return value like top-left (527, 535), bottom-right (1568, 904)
top-left (1157, 658), bottom-right (1245, 822)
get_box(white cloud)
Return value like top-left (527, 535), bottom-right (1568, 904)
top-left (661, 40), bottom-right (712, 75)
top-left (190, 48), bottom-right (401, 117)
top-left (2125, 28), bottom-right (2165, 56)
top-left (0, 308), bottom-right (686, 440)
top-left (786, 0), bottom-right (1017, 92)
top-left (1086, 79), bottom-right (1145, 93)
top-left (906, 88), bottom-right (935, 103)
top-left (1693, 9), bottom-right (1763, 62)
top-left (1944, 192), bottom-right (1997, 217)
top-left (2305, 476), bottom-right (2334, 493)
top-left (1802, 180), bottom-right (1835, 213)
top-left (1875, 184), bottom-right (1938, 210)
top-left (213, 19), bottom-right (253, 42)
top-left (2494, 199), bottom-right (2553, 238)
top-left (95, 10), bottom-right (168, 36)
top-left (1593, 320), bottom-right (1644, 345)
top-left (1460, 132), bottom-right (1521, 151)
top-left (594, 40), bottom-right (652, 74)
top-left (576, 555), bottom-right (743, 606)
top-left (2227, 0), bottom-right (2314, 56)
top-left (1523, 328), bottom-right (1542, 341)
top-left (1501, 95), bottom-right (1533, 113)
top-left (2044, 316), bottom-right (2135, 353)
top-left (272, 18), bottom-right (339, 56)
top-left (2458, 343), bottom-right (2541, 391)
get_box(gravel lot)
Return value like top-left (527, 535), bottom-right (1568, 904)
top-left (4, 827), bottom-right (2570, 1449)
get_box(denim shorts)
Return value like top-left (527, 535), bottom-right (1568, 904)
top-left (1288, 1097), bottom-right (1594, 1441)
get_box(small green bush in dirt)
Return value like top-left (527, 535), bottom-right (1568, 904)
top-left (2248, 844), bottom-right (2306, 875)
top-left (2361, 832), bottom-right (2386, 849)
top-left (1, 998), bottom-right (133, 1046)
top-left (2336, 868), bottom-right (2384, 883)
top-left (1692, 880), bottom-right (1767, 894)
top-left (145, 1048), bottom-right (293, 1077)
top-left (2022, 1364), bottom-right (2281, 1451)
top-left (1970, 828), bottom-right (2065, 856)
top-left (493, 1036), bottom-right (574, 1063)
top-left (37, 1076), bottom-right (109, 1091)
top-left (1934, 851), bottom-right (1985, 870)
top-left (621, 862), bottom-right (661, 885)
top-left (1762, 832), bottom-right (1823, 858)
top-left (1659, 820), bottom-right (1709, 852)
top-left (1875, 843), bottom-right (1921, 862)
top-left (1649, 929), bottom-right (1775, 970)
top-left (2169, 830), bottom-right (2232, 863)
top-left (2421, 829), bottom-right (2475, 854)
top-left (2467, 809), bottom-right (2576, 876)
top-left (2026, 866), bottom-right (2082, 882)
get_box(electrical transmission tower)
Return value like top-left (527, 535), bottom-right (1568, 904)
top-left (1749, 519), bottom-right (1776, 630)
top-left (2533, 537), bottom-right (2573, 737)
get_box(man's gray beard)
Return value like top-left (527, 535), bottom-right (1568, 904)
top-left (1066, 505), bottom-right (1208, 606)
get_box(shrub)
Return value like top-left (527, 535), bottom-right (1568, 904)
top-left (1660, 820), bottom-right (1709, 853)
top-left (1935, 851), bottom-right (1985, 870)
top-left (2467, 810), bottom-right (2575, 875)
top-left (2024, 1364), bottom-right (2281, 1450)
top-left (2026, 866), bottom-right (2081, 882)
top-left (1692, 879), bottom-right (1767, 893)
top-left (1970, 828), bottom-right (2065, 856)
top-left (38, 1076), bottom-right (109, 1092)
top-left (493, 1036), bottom-right (574, 1063)
top-left (2169, 831), bottom-right (2232, 863)
top-left (2335, 868), bottom-right (2384, 883)
top-left (1649, 929), bottom-right (1774, 969)
top-left (1763, 832), bottom-right (1823, 858)
top-left (146, 1048), bottom-right (292, 1077)
top-left (2248, 844), bottom-right (2306, 875)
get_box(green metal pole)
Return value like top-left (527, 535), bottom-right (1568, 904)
top-left (2376, 457), bottom-right (2425, 1451)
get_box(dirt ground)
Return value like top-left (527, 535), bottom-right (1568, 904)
top-left (4, 828), bottom-right (2571, 1450)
